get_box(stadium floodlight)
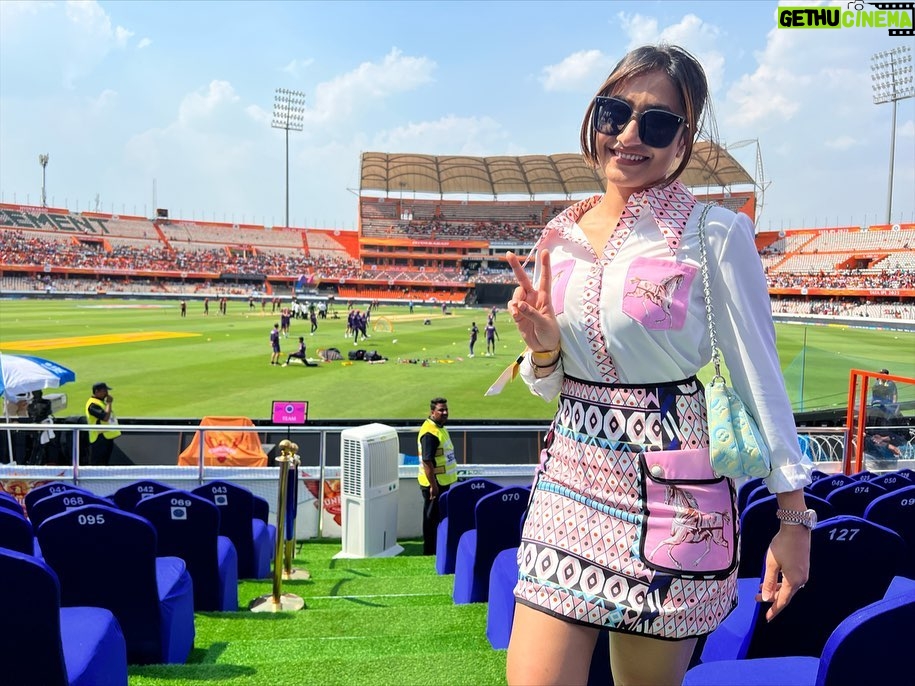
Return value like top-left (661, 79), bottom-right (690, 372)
top-left (871, 46), bottom-right (914, 225)
top-left (271, 88), bottom-right (306, 229)
top-left (38, 154), bottom-right (49, 207)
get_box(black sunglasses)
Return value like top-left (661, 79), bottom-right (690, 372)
top-left (592, 96), bottom-right (686, 149)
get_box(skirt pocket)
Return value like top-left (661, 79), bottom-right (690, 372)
top-left (639, 448), bottom-right (738, 579)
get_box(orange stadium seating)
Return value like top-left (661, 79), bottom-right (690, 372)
top-left (1, 201), bottom-right (913, 314)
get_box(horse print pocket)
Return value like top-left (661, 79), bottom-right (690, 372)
top-left (638, 449), bottom-right (738, 579)
top-left (621, 257), bottom-right (697, 331)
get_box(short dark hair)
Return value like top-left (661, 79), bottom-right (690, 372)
top-left (579, 44), bottom-right (716, 189)
top-left (430, 397), bottom-right (448, 411)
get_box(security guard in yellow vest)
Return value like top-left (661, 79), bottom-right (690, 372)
top-left (85, 382), bottom-right (121, 465)
top-left (417, 397), bottom-right (457, 555)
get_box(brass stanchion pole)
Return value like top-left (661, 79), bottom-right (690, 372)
top-left (283, 447), bottom-right (310, 580)
top-left (249, 440), bottom-right (305, 612)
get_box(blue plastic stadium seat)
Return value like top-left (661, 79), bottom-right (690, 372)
top-left (699, 577), bottom-right (764, 663)
top-left (29, 490), bottom-right (115, 530)
top-left (864, 484), bottom-right (915, 577)
top-left (686, 588), bottom-right (915, 685)
top-left (112, 479), bottom-right (173, 512)
top-left (735, 477), bottom-right (764, 514)
top-left (743, 515), bottom-right (907, 660)
top-left (434, 478), bottom-right (502, 575)
top-left (0, 490), bottom-right (25, 516)
top-left (737, 494), bottom-right (833, 579)
top-left (37, 504), bottom-right (195, 665)
top-left (0, 507), bottom-right (35, 555)
top-left (453, 485), bottom-right (530, 604)
top-left (192, 481), bottom-right (271, 579)
top-left (868, 471), bottom-right (912, 493)
top-left (252, 494), bottom-right (277, 573)
top-left (850, 470), bottom-right (877, 481)
top-left (744, 483), bottom-right (771, 510)
top-left (24, 483), bottom-right (93, 514)
top-left (485, 546), bottom-right (519, 649)
top-left (135, 489), bottom-right (239, 611)
top-left (806, 473), bottom-right (854, 500)
top-left (0, 545), bottom-right (128, 686)
top-left (825, 479), bottom-right (887, 517)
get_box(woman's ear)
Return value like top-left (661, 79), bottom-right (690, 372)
top-left (675, 131), bottom-right (688, 158)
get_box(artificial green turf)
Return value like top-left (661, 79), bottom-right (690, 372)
top-left (128, 539), bottom-right (508, 686)
top-left (0, 299), bottom-right (911, 419)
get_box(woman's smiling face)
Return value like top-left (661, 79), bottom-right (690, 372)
top-left (596, 70), bottom-right (688, 196)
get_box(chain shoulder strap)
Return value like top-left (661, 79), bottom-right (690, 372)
top-left (696, 202), bottom-right (724, 381)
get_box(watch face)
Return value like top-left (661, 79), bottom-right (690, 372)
top-left (806, 508), bottom-right (818, 528)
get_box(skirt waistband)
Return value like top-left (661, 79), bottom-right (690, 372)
top-left (554, 375), bottom-right (708, 451)
top-left (560, 375), bottom-right (703, 407)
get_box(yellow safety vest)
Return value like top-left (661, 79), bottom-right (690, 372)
top-left (85, 397), bottom-right (121, 443)
top-left (417, 419), bottom-right (457, 487)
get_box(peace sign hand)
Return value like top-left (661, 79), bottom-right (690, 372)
top-left (506, 250), bottom-right (560, 353)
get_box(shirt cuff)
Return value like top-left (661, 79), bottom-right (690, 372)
top-left (519, 355), bottom-right (563, 401)
top-left (763, 454), bottom-right (814, 493)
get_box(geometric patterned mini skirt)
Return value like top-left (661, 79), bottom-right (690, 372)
top-left (514, 374), bottom-right (739, 640)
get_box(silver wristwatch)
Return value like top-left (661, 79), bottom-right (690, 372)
top-left (776, 508), bottom-right (817, 530)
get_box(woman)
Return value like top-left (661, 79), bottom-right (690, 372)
top-left (505, 45), bottom-right (813, 686)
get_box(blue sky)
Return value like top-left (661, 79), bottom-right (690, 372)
top-left (1, 0), bottom-right (913, 232)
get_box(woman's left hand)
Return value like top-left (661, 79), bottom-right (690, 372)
top-left (758, 525), bottom-right (811, 621)
top-left (506, 249), bottom-right (560, 353)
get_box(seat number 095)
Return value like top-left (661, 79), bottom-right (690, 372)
top-left (77, 513), bottom-right (105, 526)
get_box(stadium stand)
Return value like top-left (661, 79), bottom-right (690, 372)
top-left (1, 149), bottom-right (913, 313)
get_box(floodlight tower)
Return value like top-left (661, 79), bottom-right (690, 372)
top-left (871, 45), bottom-right (914, 224)
top-left (38, 154), bottom-right (49, 207)
top-left (271, 88), bottom-right (306, 229)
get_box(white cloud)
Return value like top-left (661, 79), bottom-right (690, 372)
top-left (540, 50), bottom-right (614, 92)
top-left (245, 104), bottom-right (272, 126)
top-left (177, 80), bottom-right (240, 126)
top-left (373, 115), bottom-right (510, 156)
top-left (65, 0), bottom-right (133, 46)
top-left (0, 0), bottom-right (55, 29)
top-left (137, 37), bottom-right (152, 49)
top-left (126, 80), bottom-right (250, 172)
top-left (720, 4), bottom-right (876, 133)
top-left (303, 48), bottom-right (435, 125)
top-left (617, 12), bottom-right (726, 91)
top-left (899, 120), bottom-right (914, 138)
top-left (8, 0), bottom-right (135, 88)
top-left (825, 135), bottom-right (858, 150)
top-left (282, 58), bottom-right (315, 79)
top-left (89, 88), bottom-right (117, 113)
top-left (724, 29), bottom-right (812, 128)
top-left (120, 49), bottom-right (437, 223)
top-left (540, 13), bottom-right (727, 98)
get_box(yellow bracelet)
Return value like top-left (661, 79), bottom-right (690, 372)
top-left (530, 348), bottom-right (560, 368)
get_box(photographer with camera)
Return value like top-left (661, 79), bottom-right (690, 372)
top-left (85, 382), bottom-right (121, 466)
top-left (26, 389), bottom-right (57, 465)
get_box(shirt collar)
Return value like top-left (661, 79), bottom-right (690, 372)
top-left (528, 180), bottom-right (696, 260)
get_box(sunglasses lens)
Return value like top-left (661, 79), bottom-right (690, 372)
top-left (593, 97), bottom-right (683, 148)
top-left (594, 98), bottom-right (632, 136)
top-left (640, 110), bottom-right (682, 148)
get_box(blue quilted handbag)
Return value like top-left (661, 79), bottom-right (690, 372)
top-left (697, 204), bottom-right (771, 480)
top-left (705, 376), bottom-right (771, 479)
